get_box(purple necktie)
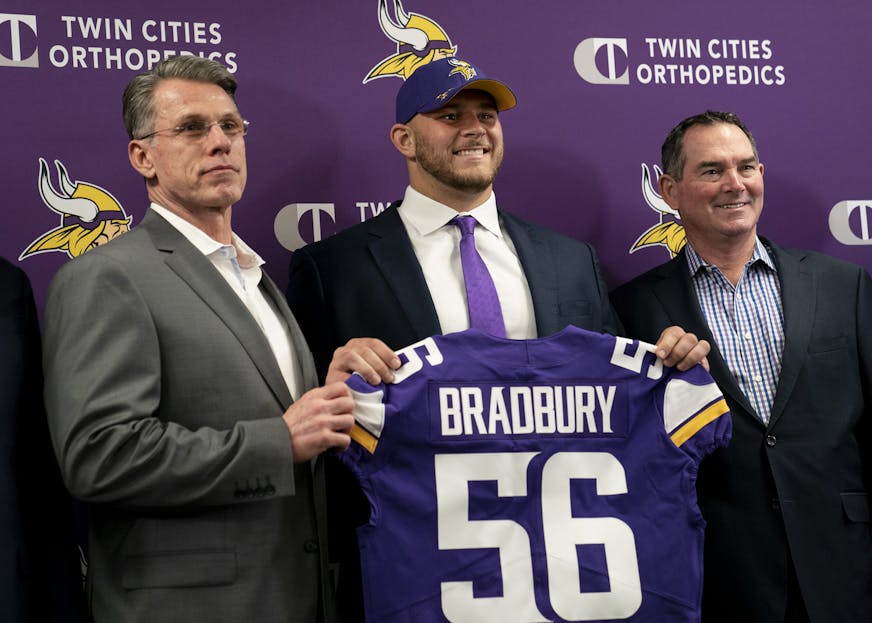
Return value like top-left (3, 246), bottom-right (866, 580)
top-left (451, 216), bottom-right (506, 337)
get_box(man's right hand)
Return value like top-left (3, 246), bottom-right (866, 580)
top-left (282, 382), bottom-right (355, 463)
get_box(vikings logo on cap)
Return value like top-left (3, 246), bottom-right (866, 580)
top-left (20, 158), bottom-right (132, 260)
top-left (364, 0), bottom-right (457, 82)
top-left (629, 163), bottom-right (686, 258)
top-left (394, 57), bottom-right (517, 124)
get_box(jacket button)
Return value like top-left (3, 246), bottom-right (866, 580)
top-left (304, 539), bottom-right (319, 553)
top-left (766, 434), bottom-right (777, 447)
top-left (771, 497), bottom-right (781, 510)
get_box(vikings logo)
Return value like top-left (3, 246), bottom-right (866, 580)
top-left (364, 0), bottom-right (457, 82)
top-left (20, 158), bottom-right (131, 260)
top-left (629, 163), bottom-right (686, 258)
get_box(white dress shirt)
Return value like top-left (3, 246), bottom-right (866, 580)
top-left (150, 202), bottom-right (303, 400)
top-left (396, 186), bottom-right (536, 339)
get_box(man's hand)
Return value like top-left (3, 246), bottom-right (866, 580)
top-left (326, 337), bottom-right (401, 385)
top-left (653, 326), bottom-right (710, 371)
top-left (282, 382), bottom-right (355, 463)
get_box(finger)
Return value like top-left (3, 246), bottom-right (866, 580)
top-left (675, 340), bottom-right (711, 371)
top-left (653, 326), bottom-right (682, 360)
top-left (331, 348), bottom-right (395, 386)
top-left (357, 347), bottom-right (400, 384)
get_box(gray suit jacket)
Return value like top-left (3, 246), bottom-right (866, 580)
top-left (43, 209), bottom-right (334, 623)
top-left (611, 239), bottom-right (872, 623)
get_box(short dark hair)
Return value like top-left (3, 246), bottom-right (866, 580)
top-left (122, 55), bottom-right (237, 140)
top-left (661, 111), bottom-right (759, 180)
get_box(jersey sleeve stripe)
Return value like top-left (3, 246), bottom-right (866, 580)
top-left (350, 423), bottom-right (379, 454)
top-left (669, 398), bottom-right (729, 447)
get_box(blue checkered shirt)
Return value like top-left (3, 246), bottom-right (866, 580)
top-left (684, 238), bottom-right (784, 424)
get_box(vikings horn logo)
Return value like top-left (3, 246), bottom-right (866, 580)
top-left (629, 163), bottom-right (686, 258)
top-left (20, 158), bottom-right (132, 260)
top-left (364, 0), bottom-right (457, 82)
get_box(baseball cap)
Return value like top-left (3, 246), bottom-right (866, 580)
top-left (395, 57), bottom-right (517, 124)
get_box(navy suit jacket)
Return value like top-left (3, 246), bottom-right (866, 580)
top-left (0, 257), bottom-right (85, 623)
top-left (611, 239), bottom-right (872, 623)
top-left (287, 201), bottom-right (619, 380)
top-left (287, 201), bottom-right (619, 622)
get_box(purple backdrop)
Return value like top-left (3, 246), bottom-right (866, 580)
top-left (2, 0), bottom-right (870, 314)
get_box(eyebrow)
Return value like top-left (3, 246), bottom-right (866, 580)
top-left (695, 156), bottom-right (758, 170)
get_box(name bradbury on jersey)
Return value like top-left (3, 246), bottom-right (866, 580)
top-left (433, 383), bottom-right (628, 439)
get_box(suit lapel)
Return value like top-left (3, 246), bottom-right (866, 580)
top-left (652, 253), bottom-right (759, 419)
top-left (141, 210), bottom-right (293, 408)
top-left (767, 242), bottom-right (813, 427)
top-left (366, 204), bottom-right (442, 339)
top-left (500, 211), bottom-right (558, 335)
top-left (260, 273), bottom-right (318, 391)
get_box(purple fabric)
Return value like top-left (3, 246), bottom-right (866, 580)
top-left (451, 215), bottom-right (506, 337)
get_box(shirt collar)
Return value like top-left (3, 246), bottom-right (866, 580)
top-left (684, 236), bottom-right (776, 276)
top-left (149, 202), bottom-right (264, 269)
top-left (398, 186), bottom-right (502, 237)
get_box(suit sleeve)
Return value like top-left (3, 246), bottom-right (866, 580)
top-left (43, 253), bottom-right (295, 509)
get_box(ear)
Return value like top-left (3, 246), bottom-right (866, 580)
top-left (389, 123), bottom-right (416, 159)
top-left (128, 139), bottom-right (157, 180)
top-left (659, 173), bottom-right (680, 212)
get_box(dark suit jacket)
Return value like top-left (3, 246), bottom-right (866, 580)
top-left (287, 201), bottom-right (619, 378)
top-left (611, 239), bottom-right (872, 623)
top-left (43, 210), bottom-right (336, 623)
top-left (286, 201), bottom-right (619, 622)
top-left (0, 257), bottom-right (86, 623)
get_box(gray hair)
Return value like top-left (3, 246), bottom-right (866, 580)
top-left (661, 110), bottom-right (759, 180)
top-left (122, 55), bottom-right (237, 140)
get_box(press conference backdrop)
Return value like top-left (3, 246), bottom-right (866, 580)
top-left (2, 0), bottom-right (870, 314)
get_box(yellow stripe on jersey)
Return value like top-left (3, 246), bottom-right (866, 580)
top-left (351, 423), bottom-right (379, 454)
top-left (670, 399), bottom-right (729, 447)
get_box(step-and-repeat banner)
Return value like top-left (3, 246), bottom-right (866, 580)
top-left (2, 0), bottom-right (870, 312)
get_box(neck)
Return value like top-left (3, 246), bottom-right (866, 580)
top-left (408, 173), bottom-right (492, 213)
top-left (151, 194), bottom-right (233, 244)
top-left (688, 232), bottom-right (757, 286)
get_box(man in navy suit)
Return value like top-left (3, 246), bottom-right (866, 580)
top-left (0, 257), bottom-right (85, 623)
top-left (611, 110), bottom-right (872, 623)
top-left (286, 57), bottom-right (709, 622)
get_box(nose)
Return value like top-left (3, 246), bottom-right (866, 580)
top-left (205, 123), bottom-right (232, 152)
top-left (458, 113), bottom-right (486, 136)
top-left (722, 168), bottom-right (745, 192)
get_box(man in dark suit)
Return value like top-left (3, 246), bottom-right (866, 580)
top-left (0, 257), bottom-right (86, 623)
top-left (43, 56), bottom-right (356, 623)
top-left (611, 110), bottom-right (872, 623)
top-left (286, 57), bottom-right (709, 622)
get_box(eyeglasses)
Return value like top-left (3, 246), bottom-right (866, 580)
top-left (136, 118), bottom-right (250, 141)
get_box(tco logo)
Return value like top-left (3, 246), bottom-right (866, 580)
top-left (274, 204), bottom-right (336, 251)
top-left (573, 37), bottom-right (629, 85)
top-left (829, 201), bottom-right (872, 246)
top-left (0, 13), bottom-right (39, 68)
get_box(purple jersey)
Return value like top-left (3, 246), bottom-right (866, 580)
top-left (340, 326), bottom-right (730, 623)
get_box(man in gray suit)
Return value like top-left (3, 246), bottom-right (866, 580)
top-left (43, 56), bottom-right (353, 623)
top-left (611, 111), bottom-right (872, 622)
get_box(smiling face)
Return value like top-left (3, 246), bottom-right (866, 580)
top-left (660, 122), bottom-right (764, 253)
top-left (393, 89), bottom-right (504, 209)
top-left (128, 78), bottom-right (247, 218)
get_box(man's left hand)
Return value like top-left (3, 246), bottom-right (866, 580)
top-left (653, 326), bottom-right (710, 371)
